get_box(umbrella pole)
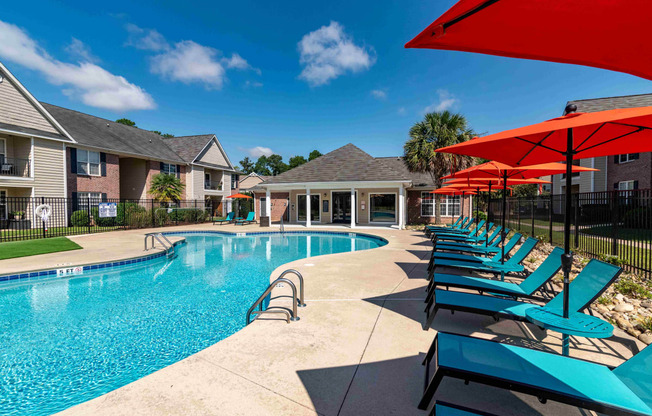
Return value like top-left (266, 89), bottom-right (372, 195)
top-left (487, 182), bottom-right (492, 246)
top-left (561, 127), bottom-right (575, 355)
top-left (500, 173), bottom-right (507, 281)
top-left (475, 186), bottom-right (480, 236)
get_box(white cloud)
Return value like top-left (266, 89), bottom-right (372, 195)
top-left (150, 40), bottom-right (226, 89)
top-left (397, 107), bottom-right (406, 115)
top-left (371, 89), bottom-right (386, 100)
top-left (423, 89), bottom-right (459, 113)
top-left (298, 21), bottom-right (375, 86)
top-left (245, 146), bottom-right (274, 158)
top-left (244, 80), bottom-right (263, 88)
top-left (125, 23), bottom-right (169, 51)
top-left (65, 38), bottom-right (99, 63)
top-left (0, 20), bottom-right (155, 111)
top-left (222, 53), bottom-right (261, 75)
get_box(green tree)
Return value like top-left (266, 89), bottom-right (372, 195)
top-left (239, 157), bottom-right (255, 174)
top-left (266, 154), bottom-right (288, 175)
top-left (308, 150), bottom-right (322, 161)
top-left (288, 155), bottom-right (307, 169)
top-left (403, 111), bottom-right (475, 224)
top-left (148, 173), bottom-right (185, 202)
top-left (116, 118), bottom-right (136, 127)
top-left (162, 133), bottom-right (174, 138)
top-left (254, 155), bottom-right (272, 176)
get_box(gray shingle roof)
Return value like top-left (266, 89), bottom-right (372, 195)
top-left (41, 103), bottom-right (186, 163)
top-left (567, 93), bottom-right (652, 113)
top-left (162, 134), bottom-right (214, 163)
top-left (262, 143), bottom-right (436, 186)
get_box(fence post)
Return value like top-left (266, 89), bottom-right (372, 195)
top-left (549, 194), bottom-right (553, 244)
top-left (574, 193), bottom-right (580, 249)
top-left (517, 198), bottom-right (521, 230)
top-left (531, 198), bottom-right (535, 237)
top-left (40, 196), bottom-right (46, 239)
top-left (194, 200), bottom-right (197, 223)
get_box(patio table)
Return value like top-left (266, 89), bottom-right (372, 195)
top-left (526, 307), bottom-right (613, 356)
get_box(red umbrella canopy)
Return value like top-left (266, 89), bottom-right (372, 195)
top-left (431, 187), bottom-right (478, 196)
top-left (437, 108), bottom-right (652, 167)
top-left (227, 193), bottom-right (253, 199)
top-left (441, 161), bottom-right (597, 180)
top-left (405, 0), bottom-right (652, 80)
top-left (443, 177), bottom-right (550, 186)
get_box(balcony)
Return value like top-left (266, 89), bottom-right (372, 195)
top-left (204, 181), bottom-right (223, 191)
top-left (0, 157), bottom-right (30, 178)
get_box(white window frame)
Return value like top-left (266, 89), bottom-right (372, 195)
top-left (296, 193), bottom-right (321, 223)
top-left (231, 174), bottom-right (239, 190)
top-left (440, 195), bottom-right (461, 217)
top-left (618, 154), bottom-right (638, 164)
top-left (618, 180), bottom-right (635, 191)
top-left (0, 138), bottom-right (6, 159)
top-left (77, 192), bottom-right (102, 211)
top-left (367, 192), bottom-right (398, 224)
top-left (161, 163), bottom-right (177, 176)
top-left (420, 191), bottom-right (435, 217)
top-left (77, 149), bottom-right (101, 176)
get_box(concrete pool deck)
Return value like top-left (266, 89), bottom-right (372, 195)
top-left (0, 224), bottom-right (646, 415)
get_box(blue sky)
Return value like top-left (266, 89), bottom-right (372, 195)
top-left (1, 0), bottom-right (650, 166)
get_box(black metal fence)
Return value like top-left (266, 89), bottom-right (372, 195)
top-left (0, 197), bottom-right (219, 243)
top-left (487, 189), bottom-right (652, 277)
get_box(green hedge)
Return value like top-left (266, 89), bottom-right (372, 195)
top-left (70, 210), bottom-right (90, 227)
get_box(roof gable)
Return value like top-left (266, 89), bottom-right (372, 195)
top-left (163, 134), bottom-right (234, 170)
top-left (0, 63), bottom-right (73, 142)
top-left (262, 143), bottom-right (435, 185)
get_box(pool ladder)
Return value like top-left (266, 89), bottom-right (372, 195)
top-left (246, 269), bottom-right (305, 325)
top-left (144, 232), bottom-right (176, 259)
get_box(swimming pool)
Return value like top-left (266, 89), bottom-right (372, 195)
top-left (0, 231), bottom-right (386, 415)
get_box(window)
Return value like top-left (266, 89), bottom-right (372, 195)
top-left (0, 189), bottom-right (6, 219)
top-left (0, 138), bottom-right (5, 161)
top-left (440, 196), bottom-right (460, 217)
top-left (204, 172), bottom-right (211, 189)
top-left (369, 193), bottom-right (396, 223)
top-left (297, 194), bottom-right (320, 222)
top-left (161, 163), bottom-right (177, 176)
top-left (77, 150), bottom-right (100, 176)
top-left (616, 154), bottom-right (639, 163)
top-left (421, 192), bottom-right (434, 217)
top-left (618, 180), bottom-right (636, 191)
top-left (231, 174), bottom-right (239, 189)
top-left (77, 192), bottom-right (102, 210)
top-left (561, 160), bottom-right (581, 179)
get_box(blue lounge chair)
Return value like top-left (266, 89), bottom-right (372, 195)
top-left (427, 229), bottom-right (513, 273)
top-left (426, 247), bottom-right (563, 307)
top-left (235, 212), bottom-right (255, 225)
top-left (428, 235), bottom-right (534, 279)
top-left (213, 211), bottom-right (234, 225)
top-left (425, 258), bottom-right (622, 328)
top-left (426, 217), bottom-right (473, 236)
top-left (434, 223), bottom-right (495, 243)
top-left (433, 228), bottom-right (506, 256)
top-left (432, 401), bottom-right (498, 416)
top-left (430, 220), bottom-right (486, 239)
top-left (419, 332), bottom-right (652, 416)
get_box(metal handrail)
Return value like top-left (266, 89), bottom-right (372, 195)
top-left (246, 277), bottom-right (299, 325)
top-left (144, 233), bottom-right (175, 258)
top-left (278, 269), bottom-right (306, 307)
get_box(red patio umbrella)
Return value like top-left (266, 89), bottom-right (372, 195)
top-left (405, 0), bottom-right (652, 80)
top-left (437, 105), bottom-right (652, 353)
top-left (227, 193), bottom-right (253, 217)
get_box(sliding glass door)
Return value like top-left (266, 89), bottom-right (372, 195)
top-left (369, 193), bottom-right (396, 223)
top-left (297, 194), bottom-right (320, 222)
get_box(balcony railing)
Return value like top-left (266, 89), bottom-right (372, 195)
top-left (0, 157), bottom-right (30, 178)
top-left (204, 182), bottom-right (223, 191)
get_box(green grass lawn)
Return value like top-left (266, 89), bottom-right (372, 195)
top-left (0, 237), bottom-right (82, 260)
top-left (581, 225), bottom-right (652, 242)
top-left (0, 226), bottom-right (119, 240)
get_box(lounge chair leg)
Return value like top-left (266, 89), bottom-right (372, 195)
top-left (538, 397), bottom-right (547, 404)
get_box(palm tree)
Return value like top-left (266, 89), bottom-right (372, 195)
top-left (149, 173), bottom-right (185, 202)
top-left (404, 111), bottom-right (475, 224)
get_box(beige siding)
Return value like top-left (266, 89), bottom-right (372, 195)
top-left (239, 175), bottom-right (264, 190)
top-left (593, 157), bottom-right (608, 192)
top-left (32, 139), bottom-right (65, 197)
top-left (197, 141), bottom-right (230, 167)
top-left (191, 166), bottom-right (204, 199)
top-left (0, 75), bottom-right (59, 134)
top-left (578, 158), bottom-right (593, 193)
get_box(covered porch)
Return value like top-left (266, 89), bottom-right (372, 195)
top-left (257, 181), bottom-right (410, 229)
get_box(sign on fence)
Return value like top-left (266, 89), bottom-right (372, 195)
top-left (98, 202), bottom-right (117, 218)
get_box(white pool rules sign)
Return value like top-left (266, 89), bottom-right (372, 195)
top-left (98, 202), bottom-right (117, 218)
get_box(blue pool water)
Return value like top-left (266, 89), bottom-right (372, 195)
top-left (0, 232), bottom-right (386, 415)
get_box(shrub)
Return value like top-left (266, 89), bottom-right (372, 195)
top-left (623, 207), bottom-right (652, 229)
top-left (476, 211), bottom-right (487, 221)
top-left (598, 253), bottom-right (627, 267)
top-left (168, 209), bottom-right (186, 222)
top-left (639, 317), bottom-right (652, 332)
top-left (153, 209), bottom-right (169, 227)
top-left (116, 202), bottom-right (146, 226)
top-left (70, 210), bottom-right (90, 227)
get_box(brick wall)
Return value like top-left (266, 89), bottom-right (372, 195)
top-left (143, 161), bottom-right (188, 199)
top-left (66, 148), bottom-right (120, 198)
top-left (254, 192), bottom-right (289, 222)
top-left (608, 153), bottom-right (652, 190)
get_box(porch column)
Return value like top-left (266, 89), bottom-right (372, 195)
top-left (265, 189), bottom-right (271, 218)
top-left (306, 188), bottom-right (311, 228)
top-left (350, 188), bottom-right (356, 228)
top-left (399, 186), bottom-right (405, 229)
